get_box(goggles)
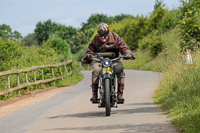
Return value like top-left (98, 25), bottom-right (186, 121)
top-left (98, 33), bottom-right (109, 38)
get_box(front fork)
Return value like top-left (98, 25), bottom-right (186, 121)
top-left (101, 73), bottom-right (117, 107)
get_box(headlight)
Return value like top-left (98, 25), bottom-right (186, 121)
top-left (103, 59), bottom-right (111, 67)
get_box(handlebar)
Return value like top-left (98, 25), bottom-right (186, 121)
top-left (81, 56), bottom-right (124, 63)
top-left (90, 56), bottom-right (124, 62)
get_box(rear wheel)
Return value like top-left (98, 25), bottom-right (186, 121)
top-left (104, 78), bottom-right (111, 116)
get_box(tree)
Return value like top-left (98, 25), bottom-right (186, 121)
top-left (34, 19), bottom-right (77, 45)
top-left (113, 14), bottom-right (135, 22)
top-left (11, 31), bottom-right (22, 40)
top-left (57, 25), bottom-right (77, 43)
top-left (0, 24), bottom-right (22, 40)
top-left (69, 29), bottom-right (94, 54)
top-left (80, 13), bottom-right (113, 31)
top-left (179, 0), bottom-right (200, 51)
top-left (34, 19), bottom-right (59, 45)
top-left (44, 36), bottom-right (71, 59)
top-left (149, 0), bottom-right (166, 31)
top-left (23, 33), bottom-right (38, 46)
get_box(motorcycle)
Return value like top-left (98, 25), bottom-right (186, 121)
top-left (83, 52), bottom-right (125, 116)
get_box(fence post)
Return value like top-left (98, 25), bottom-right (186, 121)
top-left (25, 72), bottom-right (29, 92)
top-left (70, 63), bottom-right (73, 76)
top-left (41, 68), bottom-right (44, 80)
top-left (51, 68), bottom-right (54, 78)
top-left (7, 75), bottom-right (11, 98)
top-left (59, 67), bottom-right (63, 77)
top-left (16, 74), bottom-right (20, 95)
top-left (34, 70), bottom-right (37, 89)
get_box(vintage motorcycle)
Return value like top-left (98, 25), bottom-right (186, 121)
top-left (83, 52), bottom-right (125, 116)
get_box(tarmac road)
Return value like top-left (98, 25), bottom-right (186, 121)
top-left (0, 70), bottom-right (178, 133)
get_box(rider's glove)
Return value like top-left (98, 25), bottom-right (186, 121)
top-left (82, 54), bottom-right (92, 64)
top-left (123, 50), bottom-right (136, 60)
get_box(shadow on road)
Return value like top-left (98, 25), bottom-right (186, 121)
top-left (48, 111), bottom-right (105, 119)
top-left (45, 123), bottom-right (176, 133)
top-left (48, 103), bottom-right (161, 119)
top-left (126, 102), bottom-right (155, 106)
top-left (114, 106), bottom-right (162, 115)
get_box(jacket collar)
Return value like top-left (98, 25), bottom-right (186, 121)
top-left (107, 32), bottom-right (115, 43)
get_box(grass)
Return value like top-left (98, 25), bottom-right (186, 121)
top-left (151, 29), bottom-right (200, 133)
top-left (55, 72), bottom-right (84, 87)
top-left (154, 63), bottom-right (200, 133)
top-left (123, 49), bottom-right (153, 70)
top-left (122, 27), bottom-right (200, 132)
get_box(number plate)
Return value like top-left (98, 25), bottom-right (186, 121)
top-left (102, 67), bottom-right (112, 74)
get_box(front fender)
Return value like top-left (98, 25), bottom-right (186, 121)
top-left (103, 73), bottom-right (111, 79)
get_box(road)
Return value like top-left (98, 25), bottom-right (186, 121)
top-left (0, 70), bottom-right (178, 133)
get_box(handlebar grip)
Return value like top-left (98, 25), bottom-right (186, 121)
top-left (81, 58), bottom-right (87, 63)
top-left (91, 58), bottom-right (101, 62)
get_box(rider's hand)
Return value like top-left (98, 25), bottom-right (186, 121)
top-left (123, 51), bottom-right (136, 60)
top-left (82, 54), bottom-right (92, 63)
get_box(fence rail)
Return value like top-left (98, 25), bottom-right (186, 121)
top-left (0, 60), bottom-right (73, 96)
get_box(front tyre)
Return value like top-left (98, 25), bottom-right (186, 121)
top-left (104, 78), bottom-right (111, 116)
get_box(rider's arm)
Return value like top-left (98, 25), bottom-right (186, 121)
top-left (114, 33), bottom-right (135, 59)
top-left (83, 38), bottom-right (97, 64)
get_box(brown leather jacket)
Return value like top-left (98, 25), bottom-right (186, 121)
top-left (84, 32), bottom-right (134, 63)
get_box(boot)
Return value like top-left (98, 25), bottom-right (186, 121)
top-left (117, 84), bottom-right (125, 103)
top-left (90, 83), bottom-right (98, 103)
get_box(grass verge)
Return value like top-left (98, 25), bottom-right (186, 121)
top-left (55, 72), bottom-right (84, 87)
top-left (123, 27), bottom-right (200, 132)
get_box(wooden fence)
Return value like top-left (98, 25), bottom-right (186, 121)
top-left (0, 60), bottom-right (73, 96)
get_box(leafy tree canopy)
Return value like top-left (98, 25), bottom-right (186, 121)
top-left (0, 24), bottom-right (22, 40)
top-left (34, 19), bottom-right (77, 45)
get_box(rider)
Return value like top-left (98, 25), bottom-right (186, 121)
top-left (83, 23), bottom-right (135, 103)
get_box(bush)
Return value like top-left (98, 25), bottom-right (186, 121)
top-left (179, 0), bottom-right (200, 51)
top-left (139, 30), bottom-right (164, 57)
top-left (44, 36), bottom-right (71, 60)
top-left (0, 39), bottom-right (23, 71)
top-left (159, 9), bottom-right (181, 32)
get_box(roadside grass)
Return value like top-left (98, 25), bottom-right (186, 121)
top-left (123, 27), bottom-right (200, 132)
top-left (153, 54), bottom-right (200, 132)
top-left (55, 72), bottom-right (84, 87)
top-left (150, 29), bottom-right (200, 132)
top-left (123, 49), bottom-right (153, 70)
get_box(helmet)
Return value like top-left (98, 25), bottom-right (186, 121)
top-left (97, 23), bottom-right (109, 35)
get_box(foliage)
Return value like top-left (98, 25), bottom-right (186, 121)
top-left (44, 36), bottom-right (71, 60)
top-left (159, 9), bottom-right (181, 32)
top-left (149, 0), bottom-right (167, 31)
top-left (113, 14), bottom-right (135, 22)
top-left (139, 30), bottom-right (164, 57)
top-left (72, 46), bottom-right (88, 62)
top-left (0, 39), bottom-right (23, 71)
top-left (123, 49), bottom-right (153, 70)
top-left (22, 33), bottom-right (38, 46)
top-left (80, 13), bottom-right (113, 31)
top-left (34, 19), bottom-right (58, 44)
top-left (56, 72), bottom-right (83, 87)
top-left (154, 50), bottom-right (200, 132)
top-left (0, 24), bottom-right (22, 40)
top-left (110, 1), bottom-right (166, 50)
top-left (69, 29), bottom-right (94, 54)
top-left (179, 0), bottom-right (200, 52)
top-left (34, 19), bottom-right (77, 45)
top-left (55, 62), bottom-right (83, 87)
top-left (111, 17), bottom-right (149, 50)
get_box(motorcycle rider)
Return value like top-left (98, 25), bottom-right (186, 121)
top-left (83, 23), bottom-right (135, 103)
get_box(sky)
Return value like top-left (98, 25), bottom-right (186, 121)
top-left (0, 0), bottom-right (181, 37)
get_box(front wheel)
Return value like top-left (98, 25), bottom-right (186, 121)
top-left (104, 78), bottom-right (111, 116)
